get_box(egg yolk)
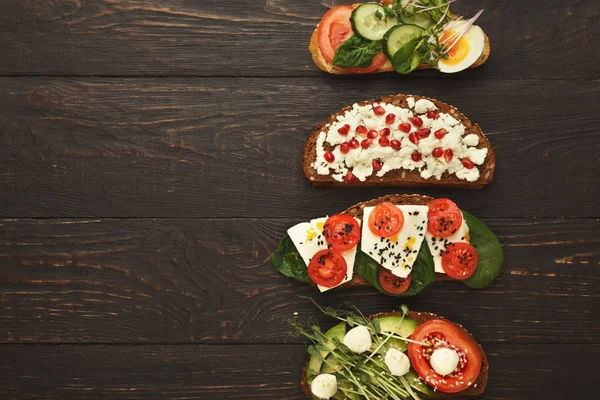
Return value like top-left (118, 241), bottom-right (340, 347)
top-left (440, 30), bottom-right (470, 65)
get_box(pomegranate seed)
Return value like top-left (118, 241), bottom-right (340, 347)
top-left (361, 139), bottom-right (372, 149)
top-left (385, 113), bottom-right (396, 125)
top-left (417, 128), bottom-right (431, 138)
top-left (432, 147), bottom-right (444, 158)
top-left (338, 124), bottom-right (350, 136)
top-left (462, 158), bottom-right (475, 169)
top-left (379, 127), bottom-right (391, 137)
top-left (340, 142), bottom-right (351, 154)
top-left (344, 170), bottom-right (356, 183)
top-left (409, 116), bottom-right (423, 127)
top-left (324, 151), bottom-right (335, 163)
top-left (349, 139), bottom-right (360, 149)
top-left (390, 139), bottom-right (401, 151)
top-left (372, 159), bottom-right (382, 172)
top-left (356, 125), bottom-right (368, 135)
top-left (411, 151), bottom-right (422, 162)
top-left (373, 106), bottom-right (385, 115)
top-left (398, 123), bottom-right (411, 133)
top-left (434, 128), bottom-right (448, 139)
top-left (367, 130), bottom-right (378, 139)
top-left (444, 149), bottom-right (453, 162)
top-left (409, 132), bottom-right (420, 145)
top-left (427, 110), bottom-right (439, 119)
top-left (379, 137), bottom-right (389, 147)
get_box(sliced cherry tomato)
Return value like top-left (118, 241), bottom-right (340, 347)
top-left (408, 320), bottom-right (482, 393)
top-left (427, 198), bottom-right (463, 238)
top-left (368, 202), bottom-right (404, 238)
top-left (317, 6), bottom-right (354, 64)
top-left (323, 214), bottom-right (360, 251)
top-left (442, 242), bottom-right (478, 280)
top-left (378, 267), bottom-right (411, 294)
top-left (308, 249), bottom-right (347, 288)
top-left (317, 6), bottom-right (388, 73)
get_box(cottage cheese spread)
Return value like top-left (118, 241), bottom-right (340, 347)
top-left (312, 97), bottom-right (488, 183)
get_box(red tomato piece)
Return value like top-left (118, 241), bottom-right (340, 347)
top-left (378, 267), bottom-right (411, 294)
top-left (427, 198), bottom-right (463, 238)
top-left (323, 214), bottom-right (360, 251)
top-left (408, 320), bottom-right (482, 393)
top-left (442, 242), bottom-right (478, 280)
top-left (368, 202), bottom-right (404, 238)
top-left (317, 6), bottom-right (388, 73)
top-left (308, 249), bottom-right (347, 288)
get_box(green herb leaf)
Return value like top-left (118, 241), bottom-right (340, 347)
top-left (375, 9), bottom-right (384, 20)
top-left (372, 318), bottom-right (381, 334)
top-left (307, 345), bottom-right (322, 362)
top-left (333, 35), bottom-right (382, 68)
top-left (270, 234), bottom-right (310, 282)
top-left (461, 211), bottom-right (505, 288)
top-left (391, 37), bottom-right (421, 74)
top-left (383, 6), bottom-right (397, 18)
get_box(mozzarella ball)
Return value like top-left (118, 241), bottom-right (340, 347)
top-left (343, 325), bottom-right (372, 354)
top-left (384, 348), bottom-right (411, 376)
top-left (430, 347), bottom-right (460, 376)
top-left (311, 373), bottom-right (337, 399)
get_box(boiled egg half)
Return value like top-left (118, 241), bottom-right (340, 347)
top-left (437, 22), bottom-right (485, 73)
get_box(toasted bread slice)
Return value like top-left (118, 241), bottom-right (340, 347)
top-left (309, 1), bottom-right (491, 75)
top-left (303, 95), bottom-right (496, 188)
top-left (300, 310), bottom-right (489, 398)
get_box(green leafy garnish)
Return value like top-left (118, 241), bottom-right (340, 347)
top-left (271, 235), bottom-right (310, 282)
top-left (333, 35), bottom-right (381, 68)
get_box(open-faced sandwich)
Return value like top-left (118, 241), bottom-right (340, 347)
top-left (271, 195), bottom-right (503, 296)
top-left (311, 0), bottom-right (490, 75)
top-left (304, 95), bottom-right (495, 188)
top-left (291, 300), bottom-right (488, 399)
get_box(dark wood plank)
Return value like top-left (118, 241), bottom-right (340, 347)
top-left (0, 0), bottom-right (598, 79)
top-left (1, 78), bottom-right (599, 218)
top-left (0, 343), bottom-right (596, 399)
top-left (1, 217), bottom-right (598, 344)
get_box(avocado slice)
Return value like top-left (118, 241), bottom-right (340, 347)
top-left (306, 322), bottom-right (346, 379)
top-left (404, 370), bottom-right (434, 396)
top-left (376, 315), bottom-right (419, 338)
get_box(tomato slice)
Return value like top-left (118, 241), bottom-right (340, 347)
top-left (317, 5), bottom-right (388, 73)
top-left (427, 198), bottom-right (463, 238)
top-left (442, 242), bottom-right (478, 280)
top-left (368, 202), bottom-right (404, 238)
top-left (323, 214), bottom-right (360, 251)
top-left (378, 267), bottom-right (411, 294)
top-left (308, 249), bottom-right (347, 288)
top-left (408, 320), bottom-right (482, 393)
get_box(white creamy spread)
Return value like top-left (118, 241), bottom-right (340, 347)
top-left (312, 97), bottom-right (488, 183)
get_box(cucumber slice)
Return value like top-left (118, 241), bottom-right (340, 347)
top-left (383, 24), bottom-right (425, 58)
top-left (399, 0), bottom-right (433, 29)
top-left (351, 3), bottom-right (399, 41)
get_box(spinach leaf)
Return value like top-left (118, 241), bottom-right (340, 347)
top-left (391, 37), bottom-right (422, 74)
top-left (271, 234), bottom-right (310, 283)
top-left (354, 243), bottom-right (435, 297)
top-left (462, 211), bottom-right (505, 289)
top-left (333, 35), bottom-right (382, 68)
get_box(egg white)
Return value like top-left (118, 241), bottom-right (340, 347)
top-left (438, 23), bottom-right (485, 73)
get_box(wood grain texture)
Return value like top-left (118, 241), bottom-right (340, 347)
top-left (0, 343), bottom-right (597, 399)
top-left (1, 78), bottom-right (599, 218)
top-left (1, 217), bottom-right (598, 344)
top-left (0, 0), bottom-right (598, 79)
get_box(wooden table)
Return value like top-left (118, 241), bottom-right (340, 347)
top-left (0, 1), bottom-right (598, 399)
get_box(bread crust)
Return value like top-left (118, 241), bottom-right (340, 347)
top-left (300, 310), bottom-right (489, 398)
top-left (302, 95), bottom-right (496, 189)
top-left (309, 1), bottom-right (491, 75)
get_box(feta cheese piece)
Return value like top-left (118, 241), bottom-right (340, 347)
top-left (425, 212), bottom-right (470, 274)
top-left (311, 374), bottom-right (338, 399)
top-left (430, 348), bottom-right (460, 376)
top-left (414, 99), bottom-right (437, 114)
top-left (385, 348), bottom-right (411, 376)
top-left (343, 326), bottom-right (372, 354)
top-left (462, 134), bottom-right (479, 146)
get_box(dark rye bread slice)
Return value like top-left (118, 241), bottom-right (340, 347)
top-left (309, 0), bottom-right (491, 75)
top-left (302, 94), bottom-right (496, 189)
top-left (300, 310), bottom-right (489, 399)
